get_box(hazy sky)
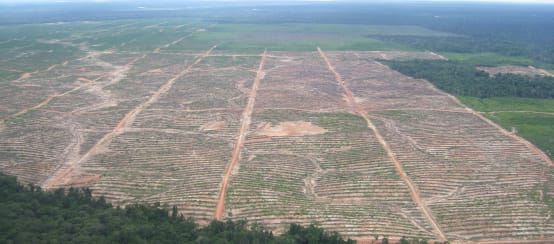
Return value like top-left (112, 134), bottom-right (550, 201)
top-left (1, 0), bottom-right (554, 2)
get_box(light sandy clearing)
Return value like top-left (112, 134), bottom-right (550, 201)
top-left (257, 121), bottom-right (327, 137)
top-left (477, 65), bottom-right (553, 77)
top-left (200, 121), bottom-right (225, 131)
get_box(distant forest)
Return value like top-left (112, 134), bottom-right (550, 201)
top-left (2, 2), bottom-right (553, 66)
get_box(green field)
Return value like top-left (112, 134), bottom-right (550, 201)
top-left (443, 52), bottom-right (538, 67)
top-left (485, 112), bottom-right (554, 159)
top-left (459, 96), bottom-right (554, 113)
top-left (166, 23), bottom-right (452, 52)
top-left (459, 96), bottom-right (554, 159)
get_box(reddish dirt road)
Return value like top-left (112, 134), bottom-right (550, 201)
top-left (47, 64), bottom-right (58, 71)
top-left (42, 46), bottom-right (216, 189)
top-left (214, 50), bottom-right (267, 220)
top-left (318, 47), bottom-right (447, 241)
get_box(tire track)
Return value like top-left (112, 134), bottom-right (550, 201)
top-left (318, 47), bottom-right (447, 241)
top-left (42, 46), bottom-right (216, 189)
top-left (214, 49), bottom-right (267, 220)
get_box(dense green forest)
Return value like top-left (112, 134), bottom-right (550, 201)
top-left (0, 172), bottom-right (352, 243)
top-left (385, 60), bottom-right (554, 99)
top-left (0, 173), bottom-right (446, 244)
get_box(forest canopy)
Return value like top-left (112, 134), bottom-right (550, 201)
top-left (385, 60), bottom-right (554, 99)
top-left (0, 173), bottom-right (357, 244)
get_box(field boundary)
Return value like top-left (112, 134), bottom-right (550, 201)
top-left (318, 47), bottom-right (447, 241)
top-left (376, 59), bottom-right (554, 167)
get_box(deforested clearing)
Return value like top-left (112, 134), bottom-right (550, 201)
top-left (2, 4), bottom-right (554, 243)
top-left (256, 121), bottom-right (327, 137)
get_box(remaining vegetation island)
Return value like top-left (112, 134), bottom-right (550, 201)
top-left (1, 1), bottom-right (554, 243)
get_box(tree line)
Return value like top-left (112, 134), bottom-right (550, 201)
top-left (1, 172), bottom-right (448, 244)
top-left (385, 60), bottom-right (554, 99)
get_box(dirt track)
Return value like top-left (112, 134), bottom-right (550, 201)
top-left (469, 107), bottom-right (553, 167)
top-left (214, 50), bottom-right (267, 220)
top-left (42, 46), bottom-right (216, 189)
top-left (318, 47), bottom-right (447, 241)
top-left (398, 65), bottom-right (554, 168)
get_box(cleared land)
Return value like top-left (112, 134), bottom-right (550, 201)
top-left (2, 20), bottom-right (554, 243)
top-left (477, 65), bottom-right (553, 77)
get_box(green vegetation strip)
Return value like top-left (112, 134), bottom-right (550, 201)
top-left (457, 97), bottom-right (554, 160)
top-left (386, 60), bottom-right (554, 99)
top-left (459, 97), bottom-right (554, 113)
top-left (0, 173), bottom-right (356, 243)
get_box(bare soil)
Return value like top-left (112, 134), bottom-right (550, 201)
top-left (200, 121), bottom-right (225, 131)
top-left (256, 121), bottom-right (327, 137)
top-left (47, 64), bottom-right (57, 71)
top-left (17, 72), bottom-right (33, 80)
top-left (477, 65), bottom-right (553, 77)
top-left (146, 68), bottom-right (163, 73)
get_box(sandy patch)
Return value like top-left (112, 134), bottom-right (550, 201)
top-left (147, 68), bottom-right (163, 73)
top-left (200, 121), bottom-right (225, 131)
top-left (47, 64), bottom-right (57, 71)
top-left (77, 77), bottom-right (95, 83)
top-left (477, 65), bottom-right (553, 77)
top-left (354, 97), bottom-right (366, 104)
top-left (18, 72), bottom-right (32, 80)
top-left (257, 121), bottom-right (327, 137)
top-left (14, 84), bottom-right (40, 87)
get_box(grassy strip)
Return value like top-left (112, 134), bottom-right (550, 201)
top-left (458, 96), bottom-right (554, 113)
top-left (442, 52), bottom-right (537, 67)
